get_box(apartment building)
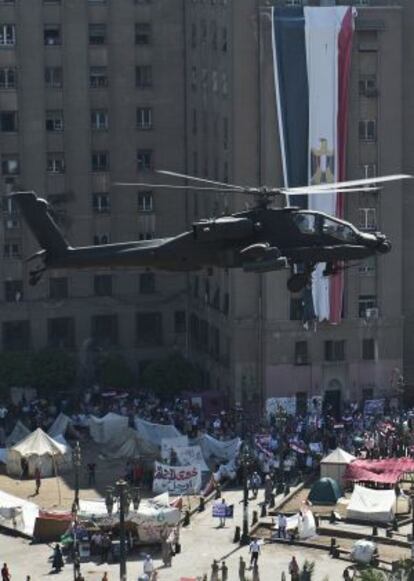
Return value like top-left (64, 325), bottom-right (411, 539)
top-left (0, 0), bottom-right (410, 412)
top-left (185, 0), bottom-right (406, 413)
top-left (0, 0), bottom-right (188, 378)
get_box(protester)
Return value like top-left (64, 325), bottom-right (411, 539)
top-left (221, 560), bottom-right (228, 581)
top-left (1, 563), bottom-right (10, 581)
top-left (288, 556), bottom-right (299, 581)
top-left (249, 538), bottom-right (261, 566)
top-left (34, 466), bottom-right (41, 495)
top-left (142, 555), bottom-right (154, 578)
top-left (52, 544), bottom-right (64, 573)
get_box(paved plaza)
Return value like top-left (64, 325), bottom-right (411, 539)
top-left (0, 487), bottom-right (360, 580)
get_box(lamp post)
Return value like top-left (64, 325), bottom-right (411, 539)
top-left (71, 442), bottom-right (82, 581)
top-left (72, 441), bottom-right (81, 509)
top-left (240, 441), bottom-right (253, 546)
top-left (105, 481), bottom-right (141, 581)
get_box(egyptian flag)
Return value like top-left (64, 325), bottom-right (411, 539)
top-left (272, 6), bottom-right (355, 323)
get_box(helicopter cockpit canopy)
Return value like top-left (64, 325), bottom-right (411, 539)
top-left (293, 212), bottom-right (358, 243)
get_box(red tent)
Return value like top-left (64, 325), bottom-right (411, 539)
top-left (344, 458), bottom-right (414, 485)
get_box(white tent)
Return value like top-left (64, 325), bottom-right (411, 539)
top-left (0, 489), bottom-right (39, 537)
top-left (347, 485), bottom-right (396, 523)
top-left (105, 428), bottom-right (141, 459)
top-left (196, 434), bottom-right (241, 464)
top-left (89, 413), bottom-right (128, 446)
top-left (135, 418), bottom-right (182, 457)
top-left (5, 420), bottom-right (31, 447)
top-left (48, 412), bottom-right (72, 439)
top-left (6, 428), bottom-right (72, 478)
top-left (79, 492), bottom-right (180, 544)
top-left (320, 447), bottom-right (356, 483)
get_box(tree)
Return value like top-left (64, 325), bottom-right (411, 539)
top-left (141, 353), bottom-right (201, 398)
top-left (96, 352), bottom-right (134, 390)
top-left (0, 352), bottom-right (33, 392)
top-left (31, 349), bottom-right (76, 394)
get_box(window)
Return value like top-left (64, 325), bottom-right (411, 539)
top-left (94, 274), bottom-right (113, 296)
top-left (223, 116), bottom-right (229, 150)
top-left (0, 67), bottom-right (16, 88)
top-left (191, 22), bottom-right (197, 48)
top-left (0, 110), bottom-right (17, 132)
top-left (359, 256), bottom-right (376, 275)
top-left (139, 272), bottom-right (155, 294)
top-left (223, 292), bottom-right (229, 315)
top-left (91, 314), bottom-right (118, 347)
top-left (45, 66), bottom-right (62, 88)
top-left (138, 231), bottom-right (154, 241)
top-left (362, 338), bottom-right (376, 360)
top-left (0, 24), bottom-right (15, 46)
top-left (44, 25), bottom-right (61, 46)
top-left (136, 107), bottom-right (152, 129)
top-left (90, 66), bottom-right (108, 88)
top-left (290, 297), bottom-right (304, 321)
top-left (91, 109), bottom-right (108, 130)
top-left (192, 109), bottom-right (197, 135)
top-left (135, 22), bottom-right (151, 45)
top-left (211, 20), bottom-right (217, 50)
top-left (3, 242), bottom-right (19, 258)
top-left (324, 340), bottom-right (345, 362)
top-left (136, 65), bottom-right (152, 88)
top-left (322, 217), bottom-right (356, 242)
top-left (92, 151), bottom-right (109, 171)
top-left (200, 19), bottom-right (207, 43)
top-left (89, 23), bottom-right (106, 45)
top-left (47, 317), bottom-right (75, 349)
top-left (3, 320), bottom-right (30, 350)
top-left (136, 312), bottom-right (163, 346)
top-left (358, 208), bottom-right (377, 231)
top-left (46, 110), bottom-right (64, 132)
top-left (92, 192), bottom-right (110, 213)
top-left (358, 294), bottom-right (377, 318)
top-left (294, 341), bottom-right (308, 365)
top-left (49, 277), bottom-right (68, 299)
top-left (93, 233), bottom-right (110, 245)
top-left (4, 280), bottom-right (23, 302)
top-left (137, 149), bottom-right (153, 171)
top-left (359, 120), bottom-right (376, 142)
top-left (174, 310), bottom-right (186, 333)
top-left (1, 155), bottom-right (19, 175)
top-left (47, 153), bottom-right (65, 173)
top-left (221, 27), bottom-right (227, 52)
top-left (359, 75), bottom-right (377, 97)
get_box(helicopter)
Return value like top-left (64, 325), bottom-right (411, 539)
top-left (11, 170), bottom-right (411, 293)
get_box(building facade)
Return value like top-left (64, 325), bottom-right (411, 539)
top-left (0, 0), bottom-right (189, 381)
top-left (0, 0), bottom-right (410, 412)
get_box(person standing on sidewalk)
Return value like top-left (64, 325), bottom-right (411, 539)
top-left (288, 556), bottom-right (299, 581)
top-left (249, 538), bottom-right (261, 567)
top-left (221, 560), bottom-right (228, 581)
top-left (219, 498), bottom-right (227, 527)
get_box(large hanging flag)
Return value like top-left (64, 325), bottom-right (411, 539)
top-left (272, 6), bottom-right (355, 323)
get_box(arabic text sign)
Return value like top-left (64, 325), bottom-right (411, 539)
top-left (212, 502), bottom-right (234, 519)
top-left (363, 399), bottom-right (384, 417)
top-left (153, 462), bottom-right (201, 495)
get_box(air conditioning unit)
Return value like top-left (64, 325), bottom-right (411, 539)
top-left (5, 218), bottom-right (18, 229)
top-left (365, 307), bottom-right (379, 320)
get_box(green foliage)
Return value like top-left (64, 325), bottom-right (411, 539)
top-left (357, 568), bottom-right (388, 581)
top-left (30, 349), bottom-right (76, 393)
top-left (97, 352), bottom-right (134, 390)
top-left (141, 353), bottom-right (201, 398)
top-left (0, 351), bottom-right (33, 391)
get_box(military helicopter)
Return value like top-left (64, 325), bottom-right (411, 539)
top-left (12, 170), bottom-right (411, 292)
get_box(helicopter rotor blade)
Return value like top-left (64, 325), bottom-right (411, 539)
top-left (156, 170), bottom-right (255, 192)
top-left (285, 174), bottom-right (412, 194)
top-left (113, 182), bottom-right (246, 193)
top-left (283, 186), bottom-right (382, 196)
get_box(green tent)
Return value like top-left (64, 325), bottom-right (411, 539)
top-left (308, 477), bottom-right (342, 505)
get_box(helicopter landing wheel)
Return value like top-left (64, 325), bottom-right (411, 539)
top-left (287, 273), bottom-right (309, 293)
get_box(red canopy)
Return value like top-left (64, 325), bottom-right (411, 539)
top-left (344, 458), bottom-right (414, 485)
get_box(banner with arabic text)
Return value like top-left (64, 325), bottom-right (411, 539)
top-left (153, 462), bottom-right (201, 495)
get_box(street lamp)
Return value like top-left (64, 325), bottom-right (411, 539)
top-left (72, 441), bottom-right (82, 509)
top-left (240, 441), bottom-right (253, 545)
top-left (105, 481), bottom-right (141, 581)
top-left (71, 442), bottom-right (82, 581)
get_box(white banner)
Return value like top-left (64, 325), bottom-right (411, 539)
top-left (153, 462), bottom-right (201, 495)
top-left (266, 397), bottom-right (296, 418)
top-left (305, 7), bottom-right (348, 321)
top-left (161, 436), bottom-right (189, 460)
top-left (174, 445), bottom-right (210, 472)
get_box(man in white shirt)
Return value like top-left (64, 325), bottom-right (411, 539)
top-left (143, 554), bottom-right (154, 577)
top-left (249, 538), bottom-right (260, 566)
top-left (278, 512), bottom-right (287, 539)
